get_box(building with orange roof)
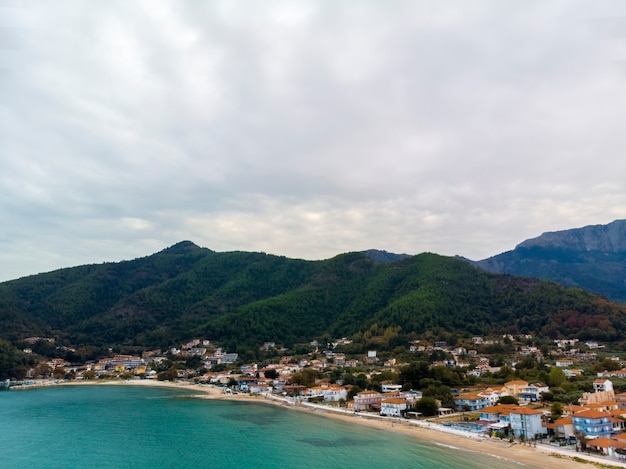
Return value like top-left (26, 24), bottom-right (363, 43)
top-left (380, 398), bottom-right (408, 417)
top-left (504, 380), bottom-right (528, 397)
top-left (548, 416), bottom-right (574, 439)
top-left (585, 437), bottom-right (626, 457)
top-left (572, 409), bottom-right (613, 438)
top-left (479, 404), bottom-right (516, 422)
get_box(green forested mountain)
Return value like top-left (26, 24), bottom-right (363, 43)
top-left (1, 241), bottom-right (626, 356)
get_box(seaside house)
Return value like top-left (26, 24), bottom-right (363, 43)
top-left (354, 390), bottom-right (383, 412)
top-left (509, 407), bottom-right (547, 440)
top-left (585, 437), bottom-right (626, 457)
top-left (305, 384), bottom-right (347, 402)
top-left (380, 398), bottom-right (408, 417)
top-left (479, 404), bottom-right (515, 433)
top-left (479, 404), bottom-right (515, 423)
top-left (572, 410), bottom-right (613, 438)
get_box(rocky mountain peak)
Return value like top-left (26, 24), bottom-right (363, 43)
top-left (516, 219), bottom-right (626, 252)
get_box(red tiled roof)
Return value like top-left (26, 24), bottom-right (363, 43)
top-left (574, 409), bottom-right (610, 419)
top-left (510, 407), bottom-right (543, 415)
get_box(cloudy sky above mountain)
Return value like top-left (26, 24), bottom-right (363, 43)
top-left (1, 0), bottom-right (626, 281)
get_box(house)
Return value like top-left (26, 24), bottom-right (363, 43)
top-left (306, 384), bottom-right (347, 402)
top-left (563, 369), bottom-right (583, 378)
top-left (572, 410), bottom-right (613, 438)
top-left (518, 383), bottom-right (549, 402)
top-left (585, 437), bottom-right (626, 457)
top-left (555, 360), bottom-right (574, 368)
top-left (354, 391), bottom-right (383, 411)
top-left (479, 404), bottom-right (516, 423)
top-left (580, 379), bottom-right (615, 406)
top-left (381, 383), bottom-right (403, 393)
top-left (547, 416), bottom-right (574, 439)
top-left (478, 387), bottom-right (509, 406)
top-left (509, 407), bottom-right (547, 440)
top-left (454, 394), bottom-right (489, 412)
top-left (380, 398), bottom-right (407, 417)
top-left (597, 369), bottom-right (626, 378)
top-left (478, 404), bottom-right (514, 434)
top-left (504, 380), bottom-right (528, 397)
top-left (594, 379), bottom-right (614, 393)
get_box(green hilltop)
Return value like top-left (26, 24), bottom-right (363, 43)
top-left (1, 242), bottom-right (626, 358)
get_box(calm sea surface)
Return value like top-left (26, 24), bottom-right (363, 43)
top-left (0, 385), bottom-right (533, 468)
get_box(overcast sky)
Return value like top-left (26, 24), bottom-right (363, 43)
top-left (1, 1), bottom-right (626, 282)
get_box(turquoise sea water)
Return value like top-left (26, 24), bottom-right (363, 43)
top-left (0, 385), bottom-right (533, 468)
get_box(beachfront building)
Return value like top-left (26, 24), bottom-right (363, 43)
top-left (354, 390), bottom-right (383, 411)
top-left (380, 398), bottom-right (407, 417)
top-left (572, 410), bottom-right (613, 438)
top-left (305, 384), bottom-right (347, 402)
top-left (479, 404), bottom-right (515, 423)
top-left (585, 437), bottom-right (626, 457)
top-left (509, 407), bottom-right (546, 440)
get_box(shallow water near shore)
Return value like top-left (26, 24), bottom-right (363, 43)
top-left (0, 385), bottom-right (533, 468)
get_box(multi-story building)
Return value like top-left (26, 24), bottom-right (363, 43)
top-left (572, 410), bottom-right (613, 438)
top-left (509, 407), bottom-right (546, 440)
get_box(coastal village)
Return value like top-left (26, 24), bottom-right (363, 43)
top-left (9, 334), bottom-right (626, 466)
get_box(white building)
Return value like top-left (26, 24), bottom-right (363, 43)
top-left (380, 398), bottom-right (407, 417)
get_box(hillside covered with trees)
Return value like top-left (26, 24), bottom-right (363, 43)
top-left (1, 241), bottom-right (626, 360)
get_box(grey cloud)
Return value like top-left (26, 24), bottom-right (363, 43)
top-left (1, 0), bottom-right (626, 281)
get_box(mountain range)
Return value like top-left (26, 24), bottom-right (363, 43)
top-left (1, 235), bottom-right (626, 358)
top-left (472, 219), bottom-right (626, 304)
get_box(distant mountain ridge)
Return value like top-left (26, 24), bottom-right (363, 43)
top-left (473, 220), bottom-right (626, 304)
top-left (517, 220), bottom-right (626, 252)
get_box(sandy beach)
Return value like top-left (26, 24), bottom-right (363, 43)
top-left (50, 379), bottom-right (626, 469)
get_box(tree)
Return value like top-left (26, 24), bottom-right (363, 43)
top-left (550, 402), bottom-right (563, 420)
top-left (496, 395), bottom-right (519, 405)
top-left (264, 369), bottom-right (278, 380)
top-left (53, 367), bottom-right (66, 380)
top-left (415, 397), bottom-right (439, 416)
top-left (157, 367), bottom-right (178, 381)
top-left (290, 368), bottom-right (320, 388)
top-left (548, 367), bottom-right (566, 388)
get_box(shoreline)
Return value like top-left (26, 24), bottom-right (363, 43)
top-left (19, 379), bottom-right (626, 469)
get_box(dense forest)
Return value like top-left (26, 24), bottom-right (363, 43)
top-left (1, 241), bottom-right (626, 359)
